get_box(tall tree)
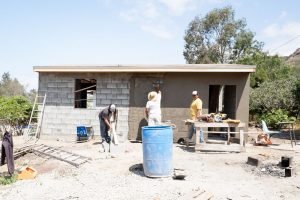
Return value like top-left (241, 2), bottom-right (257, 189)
top-left (238, 52), bottom-right (295, 88)
top-left (0, 96), bottom-right (32, 135)
top-left (0, 72), bottom-right (26, 96)
top-left (183, 6), bottom-right (262, 64)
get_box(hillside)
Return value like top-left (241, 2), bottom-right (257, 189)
top-left (286, 48), bottom-right (300, 70)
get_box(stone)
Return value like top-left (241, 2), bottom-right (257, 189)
top-left (247, 156), bottom-right (262, 167)
top-left (285, 167), bottom-right (293, 177)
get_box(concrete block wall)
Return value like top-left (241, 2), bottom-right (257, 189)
top-left (38, 72), bottom-right (130, 142)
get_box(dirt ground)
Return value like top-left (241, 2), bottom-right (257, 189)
top-left (0, 135), bottom-right (300, 200)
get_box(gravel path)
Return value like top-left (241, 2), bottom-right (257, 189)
top-left (1, 138), bottom-right (300, 200)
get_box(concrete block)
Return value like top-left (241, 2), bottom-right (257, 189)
top-left (107, 83), bottom-right (117, 88)
top-left (98, 94), bottom-right (107, 99)
top-left (46, 113), bottom-right (57, 119)
top-left (48, 87), bottom-right (58, 92)
top-left (97, 82), bottom-right (107, 88)
top-left (281, 156), bottom-right (293, 168)
top-left (59, 92), bottom-right (68, 98)
top-left (101, 89), bottom-right (112, 94)
top-left (67, 82), bottom-right (74, 87)
top-left (111, 99), bottom-right (122, 105)
top-left (111, 89), bottom-right (122, 94)
top-left (285, 167), bottom-right (293, 177)
top-left (106, 94), bottom-right (117, 99)
top-left (61, 87), bottom-right (72, 93)
top-left (48, 82), bottom-right (58, 87)
top-left (117, 83), bottom-right (128, 88)
top-left (61, 98), bottom-right (72, 105)
top-left (48, 92), bottom-right (58, 98)
top-left (66, 93), bottom-right (74, 99)
top-left (101, 99), bottom-right (112, 105)
top-left (121, 99), bottom-right (129, 105)
top-left (247, 156), bottom-right (262, 167)
top-left (116, 94), bottom-right (128, 100)
top-left (111, 79), bottom-right (121, 83)
top-left (121, 88), bottom-right (130, 94)
top-left (57, 82), bottom-right (68, 88)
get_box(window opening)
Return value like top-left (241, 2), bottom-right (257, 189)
top-left (74, 79), bottom-right (96, 108)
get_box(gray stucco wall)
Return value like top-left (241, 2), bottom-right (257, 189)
top-left (128, 72), bottom-right (250, 141)
top-left (38, 71), bottom-right (251, 142)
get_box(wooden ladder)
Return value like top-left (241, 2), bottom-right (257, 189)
top-left (25, 93), bottom-right (47, 141)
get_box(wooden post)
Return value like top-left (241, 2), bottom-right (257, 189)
top-left (195, 127), bottom-right (200, 145)
top-left (227, 128), bottom-right (230, 144)
top-left (240, 129), bottom-right (244, 147)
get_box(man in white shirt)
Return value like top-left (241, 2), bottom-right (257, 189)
top-left (145, 91), bottom-right (161, 126)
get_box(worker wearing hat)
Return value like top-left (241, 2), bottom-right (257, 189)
top-left (98, 104), bottom-right (117, 152)
top-left (187, 91), bottom-right (204, 145)
top-left (145, 91), bottom-right (161, 126)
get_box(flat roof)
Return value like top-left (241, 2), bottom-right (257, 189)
top-left (33, 64), bottom-right (256, 73)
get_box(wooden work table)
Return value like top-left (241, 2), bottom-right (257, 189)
top-left (192, 121), bottom-right (246, 147)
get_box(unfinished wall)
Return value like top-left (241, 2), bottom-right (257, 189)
top-left (38, 71), bottom-right (251, 143)
top-left (38, 72), bottom-right (130, 142)
top-left (128, 72), bottom-right (250, 142)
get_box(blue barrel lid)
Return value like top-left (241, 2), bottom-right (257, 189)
top-left (142, 125), bottom-right (171, 130)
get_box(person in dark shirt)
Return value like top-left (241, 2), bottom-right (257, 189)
top-left (98, 104), bottom-right (117, 152)
top-left (1, 131), bottom-right (14, 175)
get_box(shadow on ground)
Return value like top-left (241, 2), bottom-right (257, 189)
top-left (175, 144), bottom-right (195, 152)
top-left (92, 142), bottom-right (102, 145)
top-left (129, 163), bottom-right (145, 177)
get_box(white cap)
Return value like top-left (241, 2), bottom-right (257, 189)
top-left (192, 91), bottom-right (198, 95)
top-left (110, 104), bottom-right (116, 112)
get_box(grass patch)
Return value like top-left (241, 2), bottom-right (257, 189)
top-left (0, 174), bottom-right (17, 185)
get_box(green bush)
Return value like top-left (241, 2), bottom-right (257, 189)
top-left (250, 77), bottom-right (298, 116)
top-left (0, 174), bottom-right (17, 185)
top-left (0, 96), bottom-right (32, 135)
top-left (259, 109), bottom-right (296, 128)
top-left (294, 78), bottom-right (300, 118)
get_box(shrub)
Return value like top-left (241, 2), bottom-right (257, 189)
top-left (0, 174), bottom-right (17, 185)
top-left (250, 77), bottom-right (298, 116)
top-left (259, 109), bottom-right (296, 128)
top-left (0, 96), bottom-right (32, 135)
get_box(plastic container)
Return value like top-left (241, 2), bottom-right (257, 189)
top-left (77, 125), bottom-right (94, 141)
top-left (17, 166), bottom-right (37, 180)
top-left (142, 125), bottom-right (173, 177)
top-left (77, 126), bottom-right (88, 137)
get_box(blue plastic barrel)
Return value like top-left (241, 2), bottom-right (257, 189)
top-left (142, 125), bottom-right (173, 177)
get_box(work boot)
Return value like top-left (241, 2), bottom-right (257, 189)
top-left (99, 145), bottom-right (105, 153)
top-left (99, 140), bottom-right (106, 153)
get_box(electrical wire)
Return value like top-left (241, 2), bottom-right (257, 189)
top-left (270, 35), bottom-right (300, 53)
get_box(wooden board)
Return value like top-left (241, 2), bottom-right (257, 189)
top-left (179, 188), bottom-right (213, 200)
top-left (195, 144), bottom-right (245, 153)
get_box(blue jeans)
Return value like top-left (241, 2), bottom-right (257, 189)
top-left (188, 123), bottom-right (204, 143)
top-left (99, 118), bottom-right (110, 143)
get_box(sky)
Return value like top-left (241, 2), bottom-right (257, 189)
top-left (1, 0), bottom-right (300, 90)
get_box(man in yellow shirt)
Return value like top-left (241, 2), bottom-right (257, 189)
top-left (187, 91), bottom-right (204, 145)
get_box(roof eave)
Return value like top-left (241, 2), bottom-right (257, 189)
top-left (33, 66), bottom-right (256, 73)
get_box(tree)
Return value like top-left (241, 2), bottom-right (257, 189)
top-left (183, 6), bottom-right (262, 64)
top-left (249, 77), bottom-right (298, 117)
top-left (0, 96), bottom-right (32, 135)
top-left (0, 72), bottom-right (26, 97)
top-left (238, 52), bottom-right (295, 88)
top-left (294, 78), bottom-right (300, 118)
top-left (26, 88), bottom-right (37, 103)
